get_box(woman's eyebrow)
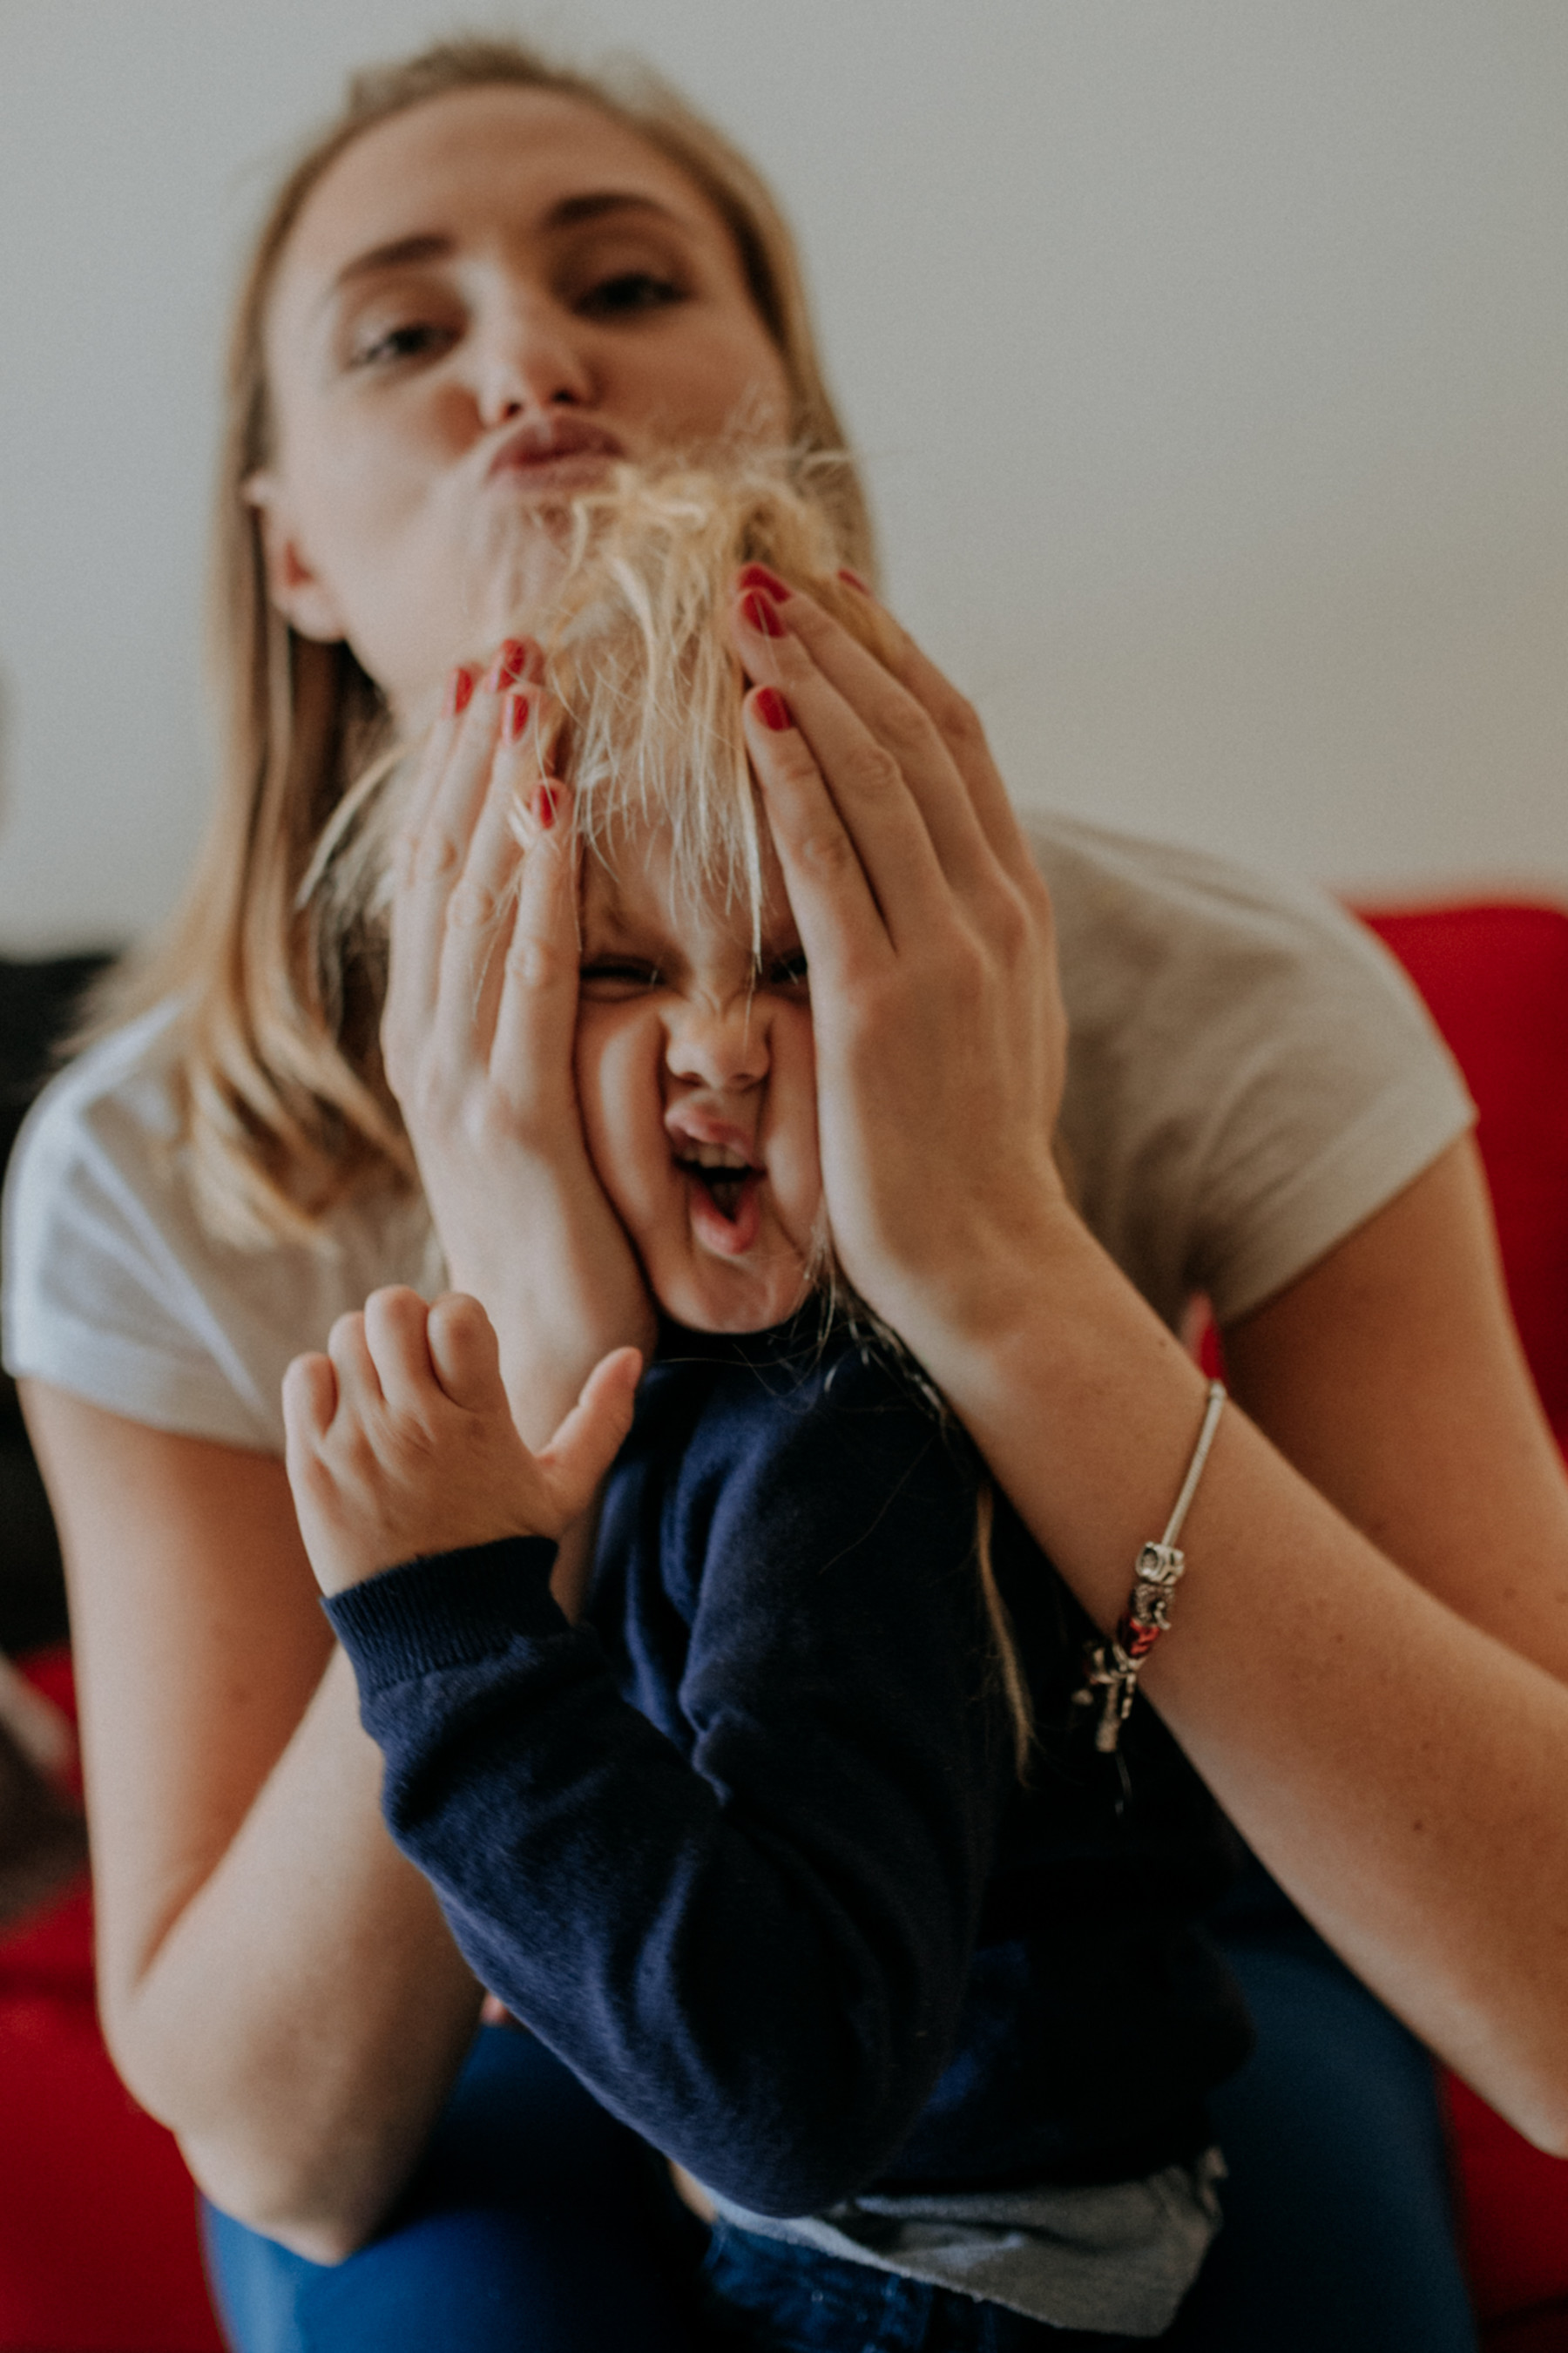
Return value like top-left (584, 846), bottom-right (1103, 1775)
top-left (317, 196), bottom-right (690, 318)
top-left (542, 190), bottom-right (686, 234)
top-left (316, 232), bottom-right (454, 317)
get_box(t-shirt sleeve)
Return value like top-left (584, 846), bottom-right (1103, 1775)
top-left (3, 1023), bottom-right (284, 1447)
top-left (2, 1006), bottom-right (441, 1451)
top-left (1024, 814), bottom-right (1476, 1329)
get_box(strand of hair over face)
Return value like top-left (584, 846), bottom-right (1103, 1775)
top-left (527, 455), bottom-right (900, 952)
top-left (304, 455), bottom-right (900, 960)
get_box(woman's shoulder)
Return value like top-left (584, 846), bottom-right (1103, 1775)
top-left (1022, 807), bottom-right (1407, 997)
top-left (1018, 808), bottom-right (1475, 1329)
top-left (2, 1001), bottom-right (439, 1452)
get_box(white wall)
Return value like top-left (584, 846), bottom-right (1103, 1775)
top-left (2, 0), bottom-right (1565, 952)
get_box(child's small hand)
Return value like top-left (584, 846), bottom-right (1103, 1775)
top-left (282, 1287), bottom-right (641, 1595)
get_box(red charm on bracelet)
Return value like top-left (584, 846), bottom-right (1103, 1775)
top-left (1071, 1384), bottom-right (1225, 1755)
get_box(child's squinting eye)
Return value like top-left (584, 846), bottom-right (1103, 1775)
top-left (764, 950), bottom-right (809, 991)
top-left (579, 957), bottom-right (665, 999)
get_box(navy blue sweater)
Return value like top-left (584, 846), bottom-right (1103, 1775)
top-left (327, 1316), bottom-right (1251, 2219)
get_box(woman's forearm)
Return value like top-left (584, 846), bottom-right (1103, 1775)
top-left (24, 1389), bottom-right (483, 2262)
top-left (916, 1194), bottom-right (1568, 2150)
top-left (118, 1649), bottom-right (483, 2262)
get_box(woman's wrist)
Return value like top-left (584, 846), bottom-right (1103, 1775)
top-left (899, 1199), bottom-right (1211, 1632)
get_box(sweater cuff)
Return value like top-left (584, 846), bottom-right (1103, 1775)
top-left (323, 1536), bottom-right (563, 1692)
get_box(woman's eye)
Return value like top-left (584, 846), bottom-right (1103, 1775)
top-left (350, 319), bottom-right (456, 370)
top-left (577, 269), bottom-right (686, 321)
top-left (767, 951), bottom-right (809, 991)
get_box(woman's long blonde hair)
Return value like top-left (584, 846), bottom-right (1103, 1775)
top-left (98, 35), bottom-right (875, 1251)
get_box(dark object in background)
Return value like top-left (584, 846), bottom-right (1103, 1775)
top-left (0, 1711), bottom-right (87, 1927)
top-left (0, 955), bottom-right (117, 1653)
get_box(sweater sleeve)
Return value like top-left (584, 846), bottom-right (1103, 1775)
top-left (324, 1382), bottom-right (1010, 2218)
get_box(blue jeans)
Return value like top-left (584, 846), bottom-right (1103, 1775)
top-left (700, 2225), bottom-right (1135, 2350)
top-left (201, 2024), bottom-right (704, 2353)
top-left (203, 1875), bottom-right (1478, 2352)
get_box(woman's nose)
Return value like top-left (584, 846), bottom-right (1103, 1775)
top-left (473, 295), bottom-right (597, 426)
top-left (665, 997), bottom-right (771, 1093)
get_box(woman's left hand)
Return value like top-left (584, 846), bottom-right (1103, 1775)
top-left (733, 575), bottom-right (1073, 1363)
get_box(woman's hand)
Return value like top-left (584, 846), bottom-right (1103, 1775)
top-left (382, 650), bottom-right (655, 1446)
top-left (733, 575), bottom-right (1072, 1362)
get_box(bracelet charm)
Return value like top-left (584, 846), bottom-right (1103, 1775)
top-left (1071, 1384), bottom-right (1224, 1755)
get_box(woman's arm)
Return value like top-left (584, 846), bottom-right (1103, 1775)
top-left (734, 577), bottom-right (1568, 2150)
top-left (20, 1381), bottom-right (483, 2262)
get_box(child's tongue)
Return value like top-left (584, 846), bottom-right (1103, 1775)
top-left (686, 1166), bottom-right (762, 1255)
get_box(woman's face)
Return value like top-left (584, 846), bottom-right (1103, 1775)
top-left (574, 825), bottom-right (822, 1335)
top-left (253, 87), bottom-right (793, 714)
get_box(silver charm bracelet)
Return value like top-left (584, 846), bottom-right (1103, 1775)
top-left (1071, 1380), bottom-right (1227, 1755)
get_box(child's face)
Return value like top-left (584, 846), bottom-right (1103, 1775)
top-left (575, 828), bottom-right (821, 1334)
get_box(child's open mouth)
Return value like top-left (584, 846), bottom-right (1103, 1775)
top-left (675, 1146), bottom-right (763, 1255)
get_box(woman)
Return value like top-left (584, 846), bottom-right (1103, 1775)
top-left (3, 33), bottom-right (1563, 2351)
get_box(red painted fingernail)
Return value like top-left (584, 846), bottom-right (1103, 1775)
top-left (736, 563), bottom-right (792, 602)
top-left (443, 666), bottom-right (474, 717)
top-left (754, 686), bottom-right (793, 733)
top-left (488, 638), bottom-right (528, 690)
top-left (740, 588), bottom-right (787, 639)
top-left (838, 566), bottom-right (872, 594)
top-left (504, 692), bottom-right (530, 744)
top-left (536, 782), bottom-right (559, 828)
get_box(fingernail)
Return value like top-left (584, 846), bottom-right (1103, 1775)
top-left (736, 563), bottom-right (792, 603)
top-left (754, 686), bottom-right (793, 733)
top-left (504, 692), bottom-right (531, 744)
top-left (536, 782), bottom-right (559, 828)
top-left (838, 566), bottom-right (872, 594)
top-left (443, 666), bottom-right (474, 718)
top-left (740, 588), bottom-right (787, 640)
top-left (487, 639), bottom-right (529, 690)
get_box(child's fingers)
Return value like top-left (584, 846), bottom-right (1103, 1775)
top-left (360, 1285), bottom-right (448, 1421)
top-left (324, 1309), bottom-right (387, 1422)
top-left (535, 1347), bottom-right (643, 1518)
top-left (425, 1292), bottom-right (509, 1416)
top-left (281, 1350), bottom-right (339, 1460)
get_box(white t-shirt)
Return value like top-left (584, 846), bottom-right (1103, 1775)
top-left (1, 811), bottom-right (1473, 1455)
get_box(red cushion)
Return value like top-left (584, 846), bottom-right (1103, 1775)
top-left (1361, 904), bottom-right (1568, 2338)
top-left (1362, 903), bottom-right (1568, 1450)
top-left (0, 1650), bottom-right (222, 2351)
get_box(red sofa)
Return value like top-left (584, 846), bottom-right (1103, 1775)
top-left (1362, 905), bottom-right (1568, 2353)
top-left (1, 899), bottom-right (1565, 2350)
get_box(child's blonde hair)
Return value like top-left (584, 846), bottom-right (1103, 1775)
top-left (309, 455), bottom-right (899, 958)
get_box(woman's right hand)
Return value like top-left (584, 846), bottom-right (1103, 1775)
top-left (382, 650), bottom-right (655, 1446)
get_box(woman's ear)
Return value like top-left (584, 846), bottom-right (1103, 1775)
top-left (243, 471), bottom-right (349, 644)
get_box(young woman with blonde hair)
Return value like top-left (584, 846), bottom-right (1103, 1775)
top-left (7, 34), bottom-right (1566, 2351)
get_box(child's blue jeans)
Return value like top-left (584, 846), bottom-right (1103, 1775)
top-left (201, 1871), bottom-right (1480, 2352)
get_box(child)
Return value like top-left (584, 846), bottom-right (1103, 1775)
top-left (285, 469), bottom-right (1252, 2349)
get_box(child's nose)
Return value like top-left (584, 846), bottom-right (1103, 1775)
top-left (664, 997), bottom-right (770, 1092)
